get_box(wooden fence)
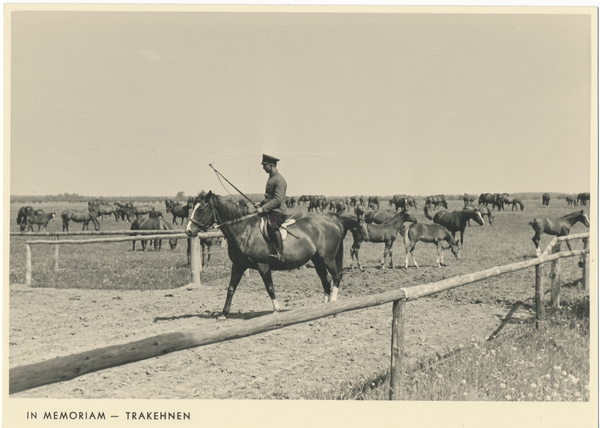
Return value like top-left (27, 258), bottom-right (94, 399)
top-left (9, 233), bottom-right (590, 398)
top-left (12, 230), bottom-right (223, 286)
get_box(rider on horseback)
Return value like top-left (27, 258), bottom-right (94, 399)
top-left (255, 154), bottom-right (288, 262)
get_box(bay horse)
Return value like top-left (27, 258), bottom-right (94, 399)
top-left (130, 216), bottom-right (177, 251)
top-left (425, 204), bottom-right (484, 246)
top-left (349, 210), bottom-right (418, 269)
top-left (186, 191), bottom-right (347, 318)
top-left (404, 223), bottom-right (460, 268)
top-left (167, 203), bottom-right (190, 225)
top-left (25, 209), bottom-right (56, 232)
top-left (17, 206), bottom-right (34, 231)
top-left (506, 197), bottom-right (524, 211)
top-left (577, 192), bottom-right (590, 206)
top-left (530, 210), bottom-right (590, 256)
top-left (463, 193), bottom-right (475, 207)
top-left (542, 193), bottom-right (550, 207)
top-left (61, 209), bottom-right (100, 232)
top-left (425, 195), bottom-right (448, 210)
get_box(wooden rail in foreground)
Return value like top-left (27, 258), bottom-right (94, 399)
top-left (20, 231), bottom-right (223, 287)
top-left (9, 234), bottom-right (589, 397)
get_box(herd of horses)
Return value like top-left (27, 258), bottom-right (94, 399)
top-left (15, 190), bottom-right (590, 317)
top-left (183, 190), bottom-right (591, 318)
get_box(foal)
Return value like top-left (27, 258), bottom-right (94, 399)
top-left (404, 223), bottom-right (461, 268)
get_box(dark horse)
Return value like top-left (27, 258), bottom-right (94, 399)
top-left (186, 191), bottom-right (348, 318)
top-left (61, 209), bottom-right (100, 232)
top-left (424, 204), bottom-right (484, 246)
top-left (167, 203), bottom-right (190, 225)
top-left (17, 206), bottom-right (34, 231)
top-left (542, 193), bottom-right (550, 207)
top-left (530, 210), bottom-right (590, 256)
top-left (463, 204), bottom-right (494, 226)
top-left (349, 210), bottom-right (418, 269)
top-left (25, 209), bottom-right (56, 232)
top-left (130, 216), bottom-right (177, 251)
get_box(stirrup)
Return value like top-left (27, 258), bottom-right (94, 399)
top-left (269, 252), bottom-right (285, 262)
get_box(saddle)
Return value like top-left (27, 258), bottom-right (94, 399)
top-left (259, 217), bottom-right (296, 241)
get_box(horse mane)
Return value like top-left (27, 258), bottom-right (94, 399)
top-left (212, 194), bottom-right (251, 220)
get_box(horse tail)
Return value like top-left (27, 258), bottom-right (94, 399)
top-left (423, 204), bottom-right (433, 221)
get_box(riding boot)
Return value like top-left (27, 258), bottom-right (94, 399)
top-left (269, 229), bottom-right (285, 262)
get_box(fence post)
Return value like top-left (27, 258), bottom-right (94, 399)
top-left (25, 243), bottom-right (32, 286)
top-left (583, 237), bottom-right (589, 292)
top-left (550, 243), bottom-right (561, 308)
top-left (190, 236), bottom-right (202, 285)
top-left (389, 297), bottom-right (406, 400)
top-left (535, 263), bottom-right (545, 330)
top-left (54, 235), bottom-right (60, 273)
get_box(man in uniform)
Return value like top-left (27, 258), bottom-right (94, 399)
top-left (255, 154), bottom-right (287, 262)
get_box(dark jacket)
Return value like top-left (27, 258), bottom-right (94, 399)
top-left (260, 170), bottom-right (287, 215)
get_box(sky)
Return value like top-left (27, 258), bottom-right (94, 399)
top-left (7, 6), bottom-right (596, 199)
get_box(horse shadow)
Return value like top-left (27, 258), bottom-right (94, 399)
top-left (153, 309), bottom-right (291, 323)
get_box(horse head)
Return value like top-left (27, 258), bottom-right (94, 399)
top-left (400, 209), bottom-right (418, 225)
top-left (186, 199), bottom-right (215, 237)
top-left (579, 210), bottom-right (590, 227)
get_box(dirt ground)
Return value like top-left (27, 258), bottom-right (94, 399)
top-left (9, 263), bottom-right (541, 399)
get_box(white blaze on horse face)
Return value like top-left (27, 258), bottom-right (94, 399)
top-left (583, 213), bottom-right (590, 227)
top-left (185, 203), bottom-right (201, 234)
top-left (477, 212), bottom-right (484, 225)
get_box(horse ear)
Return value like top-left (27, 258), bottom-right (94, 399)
top-left (206, 191), bottom-right (214, 200)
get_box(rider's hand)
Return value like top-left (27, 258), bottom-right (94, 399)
top-left (255, 206), bottom-right (263, 214)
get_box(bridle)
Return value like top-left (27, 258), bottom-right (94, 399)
top-left (187, 199), bottom-right (258, 232)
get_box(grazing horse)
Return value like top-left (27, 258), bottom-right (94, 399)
top-left (16, 206), bottom-right (34, 231)
top-left (530, 210), bottom-right (590, 256)
top-left (130, 216), bottom-right (177, 251)
top-left (368, 196), bottom-right (380, 211)
top-left (364, 209), bottom-right (397, 224)
top-left (577, 192), bottom-right (590, 206)
top-left (167, 203), bottom-right (190, 225)
top-left (506, 197), bottom-right (524, 211)
top-left (426, 195), bottom-right (448, 210)
top-left (61, 209), bottom-right (100, 232)
top-left (391, 195), bottom-right (409, 212)
top-left (404, 223), bottom-right (460, 268)
top-left (25, 209), bottom-right (56, 232)
top-left (463, 204), bottom-right (494, 226)
top-left (463, 194), bottom-right (475, 207)
top-left (308, 195), bottom-right (326, 213)
top-left (494, 193), bottom-right (511, 211)
top-left (424, 204), bottom-right (484, 246)
top-left (350, 210), bottom-right (418, 269)
top-left (186, 191), bottom-right (348, 318)
top-left (95, 204), bottom-right (119, 222)
top-left (566, 195), bottom-right (577, 207)
top-left (478, 193), bottom-right (495, 207)
top-left (542, 193), bottom-right (551, 207)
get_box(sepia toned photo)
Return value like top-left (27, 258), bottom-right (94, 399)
top-left (4, 4), bottom-right (597, 428)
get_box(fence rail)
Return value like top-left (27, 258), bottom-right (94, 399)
top-left (9, 233), bottom-right (590, 397)
top-left (19, 230), bottom-right (224, 286)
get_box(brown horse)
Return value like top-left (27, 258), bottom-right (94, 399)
top-left (542, 193), bottom-right (551, 207)
top-left (130, 216), bottom-right (177, 251)
top-left (24, 209), bottom-right (56, 232)
top-left (61, 209), bottom-right (100, 232)
top-left (349, 210), bottom-right (418, 269)
top-left (186, 191), bottom-right (348, 318)
top-left (404, 223), bottom-right (460, 268)
top-left (530, 210), bottom-right (590, 256)
top-left (167, 203), bottom-right (190, 225)
top-left (17, 206), bottom-right (34, 231)
top-left (425, 205), bottom-right (484, 246)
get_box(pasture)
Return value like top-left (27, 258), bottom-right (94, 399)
top-left (8, 197), bottom-right (590, 399)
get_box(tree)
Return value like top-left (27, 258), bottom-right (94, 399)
top-left (176, 191), bottom-right (185, 200)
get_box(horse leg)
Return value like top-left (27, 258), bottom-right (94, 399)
top-left (532, 231), bottom-right (542, 256)
top-left (255, 263), bottom-right (280, 313)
